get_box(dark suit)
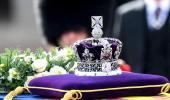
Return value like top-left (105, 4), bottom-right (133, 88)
top-left (114, 0), bottom-right (170, 79)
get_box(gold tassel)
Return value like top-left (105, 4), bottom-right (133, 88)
top-left (61, 90), bottom-right (82, 100)
top-left (160, 92), bottom-right (170, 97)
top-left (161, 83), bottom-right (170, 93)
top-left (159, 83), bottom-right (170, 97)
top-left (4, 86), bottom-right (25, 100)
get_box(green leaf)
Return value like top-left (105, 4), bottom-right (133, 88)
top-left (35, 48), bottom-right (46, 59)
top-left (24, 48), bottom-right (32, 56)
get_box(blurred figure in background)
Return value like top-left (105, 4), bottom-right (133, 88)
top-left (114, 0), bottom-right (170, 79)
top-left (0, 0), bottom-right (12, 21)
top-left (37, 0), bottom-right (117, 47)
top-left (35, 0), bottom-right (132, 72)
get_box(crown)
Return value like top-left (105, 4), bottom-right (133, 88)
top-left (73, 16), bottom-right (122, 76)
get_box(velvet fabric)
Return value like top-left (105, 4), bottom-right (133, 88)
top-left (75, 38), bottom-right (119, 61)
top-left (76, 43), bottom-right (103, 61)
top-left (28, 72), bottom-right (169, 99)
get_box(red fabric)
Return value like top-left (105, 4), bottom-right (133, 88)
top-left (120, 64), bottom-right (132, 72)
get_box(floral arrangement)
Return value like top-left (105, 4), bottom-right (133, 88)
top-left (0, 47), bottom-right (76, 91)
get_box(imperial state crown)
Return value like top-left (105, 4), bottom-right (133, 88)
top-left (73, 16), bottom-right (123, 76)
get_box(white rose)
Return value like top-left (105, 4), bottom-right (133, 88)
top-left (49, 66), bottom-right (67, 75)
top-left (12, 54), bottom-right (25, 63)
top-left (35, 71), bottom-right (51, 77)
top-left (8, 68), bottom-right (20, 82)
top-left (31, 59), bottom-right (48, 73)
top-left (55, 48), bottom-right (69, 62)
top-left (7, 76), bottom-right (12, 82)
top-left (24, 55), bottom-right (35, 63)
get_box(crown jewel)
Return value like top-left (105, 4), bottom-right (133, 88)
top-left (91, 16), bottom-right (103, 39)
top-left (73, 16), bottom-right (122, 76)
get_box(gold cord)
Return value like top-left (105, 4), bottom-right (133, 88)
top-left (161, 83), bottom-right (170, 93)
top-left (160, 83), bottom-right (170, 97)
top-left (4, 86), bottom-right (25, 100)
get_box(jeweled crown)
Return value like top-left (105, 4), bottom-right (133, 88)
top-left (73, 16), bottom-right (122, 76)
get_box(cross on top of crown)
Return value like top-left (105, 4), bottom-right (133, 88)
top-left (91, 16), bottom-right (103, 39)
top-left (91, 16), bottom-right (103, 28)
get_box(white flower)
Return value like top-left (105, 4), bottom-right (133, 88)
top-left (35, 71), bottom-right (51, 77)
top-left (7, 68), bottom-right (20, 82)
top-left (0, 76), bottom-right (5, 80)
top-left (24, 55), bottom-right (35, 63)
top-left (31, 59), bottom-right (48, 73)
top-left (12, 54), bottom-right (25, 63)
top-left (49, 66), bottom-right (67, 75)
top-left (55, 48), bottom-right (69, 62)
top-left (7, 76), bottom-right (12, 82)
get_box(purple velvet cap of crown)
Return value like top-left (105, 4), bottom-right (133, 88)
top-left (28, 72), bottom-right (169, 99)
top-left (74, 38), bottom-right (122, 62)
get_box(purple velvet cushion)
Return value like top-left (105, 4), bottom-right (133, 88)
top-left (28, 72), bottom-right (169, 99)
